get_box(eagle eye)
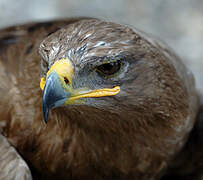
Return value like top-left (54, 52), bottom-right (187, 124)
top-left (96, 60), bottom-right (121, 76)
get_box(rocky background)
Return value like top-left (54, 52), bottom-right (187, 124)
top-left (0, 0), bottom-right (202, 95)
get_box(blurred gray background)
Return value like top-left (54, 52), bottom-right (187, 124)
top-left (0, 0), bottom-right (202, 94)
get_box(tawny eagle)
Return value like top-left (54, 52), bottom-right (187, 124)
top-left (0, 18), bottom-right (200, 180)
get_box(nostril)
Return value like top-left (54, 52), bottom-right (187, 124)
top-left (64, 77), bottom-right (69, 84)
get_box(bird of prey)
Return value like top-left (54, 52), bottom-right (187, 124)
top-left (0, 18), bottom-right (200, 180)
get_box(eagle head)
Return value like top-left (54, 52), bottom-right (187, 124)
top-left (38, 19), bottom-right (196, 176)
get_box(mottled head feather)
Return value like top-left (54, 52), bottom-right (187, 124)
top-left (39, 19), bottom-right (148, 73)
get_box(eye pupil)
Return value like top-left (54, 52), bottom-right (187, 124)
top-left (96, 60), bottom-right (121, 76)
top-left (102, 63), bottom-right (114, 71)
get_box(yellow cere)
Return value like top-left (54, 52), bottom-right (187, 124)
top-left (40, 58), bottom-right (74, 91)
top-left (47, 58), bottom-right (74, 87)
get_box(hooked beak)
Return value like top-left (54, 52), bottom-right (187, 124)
top-left (41, 58), bottom-right (120, 123)
top-left (42, 71), bottom-right (71, 123)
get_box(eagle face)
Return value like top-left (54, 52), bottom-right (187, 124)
top-left (39, 19), bottom-right (152, 123)
top-left (38, 20), bottom-right (193, 169)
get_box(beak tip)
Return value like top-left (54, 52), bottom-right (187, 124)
top-left (43, 103), bottom-right (49, 123)
top-left (44, 114), bottom-right (49, 124)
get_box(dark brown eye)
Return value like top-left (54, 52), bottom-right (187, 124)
top-left (96, 60), bottom-right (121, 76)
